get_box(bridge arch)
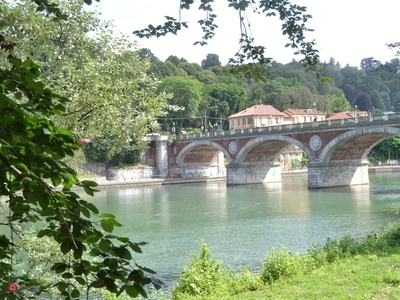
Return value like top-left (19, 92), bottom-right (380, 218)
top-left (318, 125), bottom-right (400, 164)
top-left (234, 135), bottom-right (313, 164)
top-left (176, 140), bottom-right (233, 165)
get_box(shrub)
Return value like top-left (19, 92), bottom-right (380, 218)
top-left (261, 246), bottom-right (315, 283)
top-left (170, 241), bottom-right (263, 299)
top-left (170, 240), bottom-right (230, 299)
top-left (382, 221), bottom-right (400, 247)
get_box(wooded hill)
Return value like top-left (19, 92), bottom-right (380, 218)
top-left (142, 50), bottom-right (400, 133)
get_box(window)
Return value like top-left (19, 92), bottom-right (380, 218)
top-left (242, 118), bottom-right (247, 125)
top-left (237, 119), bottom-right (240, 125)
top-left (247, 117), bottom-right (253, 124)
top-left (275, 118), bottom-right (278, 124)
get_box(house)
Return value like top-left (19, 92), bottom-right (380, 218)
top-left (326, 111), bottom-right (369, 120)
top-left (283, 108), bottom-right (327, 124)
top-left (228, 104), bottom-right (287, 130)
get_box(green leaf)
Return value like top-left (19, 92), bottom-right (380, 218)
top-left (75, 277), bottom-right (86, 285)
top-left (51, 175), bottom-right (62, 187)
top-left (125, 285), bottom-right (139, 298)
top-left (80, 200), bottom-right (99, 214)
top-left (71, 289), bottom-right (80, 298)
top-left (60, 239), bottom-right (71, 255)
top-left (80, 205), bottom-right (90, 218)
top-left (62, 272), bottom-right (73, 279)
top-left (56, 281), bottom-right (69, 292)
top-left (86, 234), bottom-right (101, 244)
top-left (81, 180), bottom-right (98, 187)
top-left (101, 219), bottom-right (114, 233)
top-left (100, 213), bottom-right (116, 219)
top-left (37, 229), bottom-right (53, 238)
top-left (51, 263), bottom-right (68, 273)
top-left (99, 239), bottom-right (109, 252)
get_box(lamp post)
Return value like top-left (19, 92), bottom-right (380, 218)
top-left (355, 105), bottom-right (358, 117)
top-left (313, 102), bottom-right (316, 122)
top-left (172, 122), bottom-right (176, 136)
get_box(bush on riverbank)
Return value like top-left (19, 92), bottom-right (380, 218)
top-left (169, 221), bottom-right (400, 299)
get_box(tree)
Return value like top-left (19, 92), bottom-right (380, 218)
top-left (276, 86), bottom-right (314, 111)
top-left (381, 58), bottom-right (400, 74)
top-left (177, 62), bottom-right (203, 77)
top-left (137, 48), bottom-right (159, 63)
top-left (157, 76), bottom-right (204, 131)
top-left (201, 53), bottom-right (222, 70)
top-left (340, 83), bottom-right (356, 103)
top-left (379, 92), bottom-right (391, 111)
top-left (166, 55), bottom-right (187, 67)
top-left (360, 57), bottom-right (382, 74)
top-left (203, 83), bottom-right (247, 126)
top-left (329, 94), bottom-right (352, 113)
top-left (196, 69), bottom-right (218, 85)
top-left (2, 0), bottom-right (170, 155)
top-left (354, 92), bottom-right (373, 112)
top-left (371, 136), bottom-right (400, 161)
top-left (0, 1), bottom-right (162, 298)
top-left (370, 91), bottom-right (386, 112)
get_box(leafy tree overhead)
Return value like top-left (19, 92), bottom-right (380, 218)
top-left (2, 0), bottom-right (170, 150)
top-left (132, 0), bottom-right (321, 79)
top-left (0, 0), bottom-right (163, 298)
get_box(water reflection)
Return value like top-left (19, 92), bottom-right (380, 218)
top-left (84, 173), bottom-right (400, 287)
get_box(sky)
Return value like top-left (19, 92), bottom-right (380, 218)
top-left (88, 0), bottom-right (400, 68)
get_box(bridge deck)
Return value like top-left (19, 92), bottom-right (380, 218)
top-left (176, 114), bottom-right (400, 141)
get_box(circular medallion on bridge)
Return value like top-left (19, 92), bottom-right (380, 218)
top-left (228, 141), bottom-right (238, 155)
top-left (310, 135), bottom-right (322, 151)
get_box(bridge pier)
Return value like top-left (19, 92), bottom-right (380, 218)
top-left (226, 162), bottom-right (282, 185)
top-left (308, 160), bottom-right (369, 189)
top-left (155, 137), bottom-right (169, 178)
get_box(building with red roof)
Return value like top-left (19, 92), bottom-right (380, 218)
top-left (283, 108), bottom-right (327, 124)
top-left (326, 111), bottom-right (368, 120)
top-left (228, 104), bottom-right (287, 129)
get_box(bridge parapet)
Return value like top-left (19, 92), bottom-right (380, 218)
top-left (175, 114), bottom-right (398, 141)
top-left (166, 113), bottom-right (400, 188)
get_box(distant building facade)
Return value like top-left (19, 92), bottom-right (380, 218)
top-left (326, 111), bottom-right (369, 120)
top-left (283, 108), bottom-right (326, 124)
top-left (228, 104), bottom-right (287, 130)
top-left (228, 104), bottom-right (327, 130)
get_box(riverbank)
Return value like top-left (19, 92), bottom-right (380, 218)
top-left (166, 221), bottom-right (400, 300)
top-left (82, 175), bottom-right (227, 190)
top-left (81, 165), bottom-right (400, 189)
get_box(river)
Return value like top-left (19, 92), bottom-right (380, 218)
top-left (86, 172), bottom-right (400, 288)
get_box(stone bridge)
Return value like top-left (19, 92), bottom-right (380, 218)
top-left (151, 114), bottom-right (400, 188)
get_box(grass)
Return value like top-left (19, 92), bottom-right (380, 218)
top-left (182, 249), bottom-right (400, 300)
top-left (166, 221), bottom-right (400, 300)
